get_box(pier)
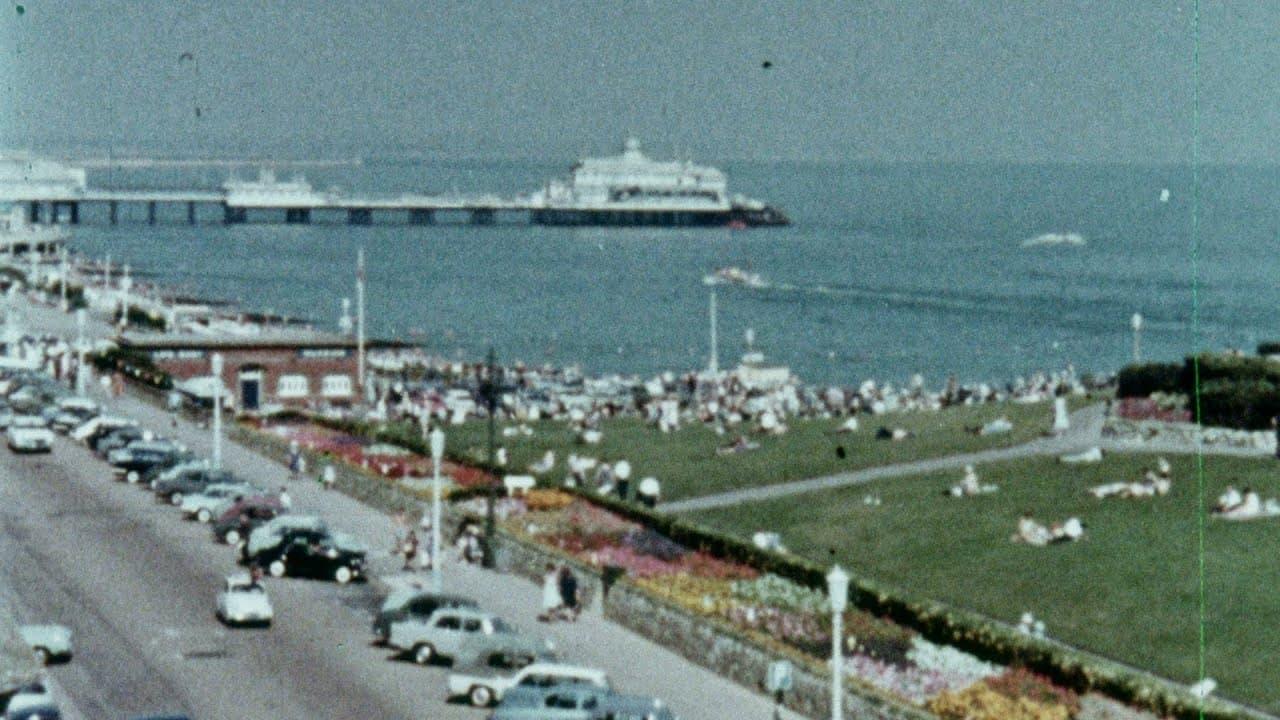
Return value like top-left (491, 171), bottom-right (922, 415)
top-left (1, 160), bottom-right (537, 227)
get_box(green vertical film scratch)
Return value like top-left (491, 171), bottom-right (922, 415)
top-left (1189, 1), bottom-right (1206, 715)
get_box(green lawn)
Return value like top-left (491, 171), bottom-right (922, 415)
top-left (437, 400), bottom-right (1078, 501)
top-left (685, 452), bottom-right (1280, 710)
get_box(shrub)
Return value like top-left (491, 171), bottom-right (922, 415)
top-left (1116, 362), bottom-right (1183, 398)
top-left (928, 683), bottom-right (1071, 720)
top-left (1256, 342), bottom-right (1280, 356)
top-left (985, 668), bottom-right (1081, 716)
top-left (1196, 379), bottom-right (1280, 430)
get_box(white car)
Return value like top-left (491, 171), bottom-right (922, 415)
top-left (447, 662), bottom-right (609, 707)
top-left (7, 416), bottom-right (53, 453)
top-left (17, 624), bottom-right (73, 665)
top-left (2, 680), bottom-right (57, 719)
top-left (179, 483), bottom-right (261, 523)
top-left (70, 414), bottom-right (135, 443)
top-left (215, 573), bottom-right (273, 627)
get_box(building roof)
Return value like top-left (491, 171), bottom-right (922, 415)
top-left (119, 331), bottom-right (410, 352)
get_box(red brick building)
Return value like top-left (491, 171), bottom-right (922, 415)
top-left (119, 332), bottom-right (407, 412)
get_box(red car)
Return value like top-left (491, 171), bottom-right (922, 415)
top-left (211, 496), bottom-right (285, 546)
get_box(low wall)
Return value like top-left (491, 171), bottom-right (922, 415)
top-left (1104, 418), bottom-right (1276, 453)
top-left (604, 580), bottom-right (934, 720)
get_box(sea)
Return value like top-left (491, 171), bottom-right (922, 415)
top-left (64, 160), bottom-right (1280, 388)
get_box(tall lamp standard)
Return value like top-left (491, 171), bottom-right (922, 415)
top-left (210, 352), bottom-right (224, 470)
top-left (74, 309), bottom-right (87, 395)
top-left (827, 564), bottom-right (849, 720)
top-left (429, 426), bottom-right (445, 593)
top-left (481, 348), bottom-right (499, 568)
top-left (1130, 312), bottom-right (1143, 363)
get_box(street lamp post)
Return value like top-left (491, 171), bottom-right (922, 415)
top-left (481, 348), bottom-right (499, 568)
top-left (429, 426), bottom-right (445, 593)
top-left (119, 265), bottom-right (133, 330)
top-left (1131, 312), bottom-right (1144, 363)
top-left (59, 246), bottom-right (68, 312)
top-left (74, 309), bottom-right (86, 395)
top-left (827, 565), bottom-right (849, 720)
top-left (211, 352), bottom-right (224, 470)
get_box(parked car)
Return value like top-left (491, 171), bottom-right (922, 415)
top-left (47, 397), bottom-right (97, 433)
top-left (386, 608), bottom-right (555, 668)
top-left (93, 426), bottom-right (148, 456)
top-left (215, 573), bottom-right (273, 627)
top-left (242, 516), bottom-right (328, 559)
top-left (153, 468), bottom-right (240, 506)
top-left (179, 483), bottom-right (263, 523)
top-left (17, 624), bottom-right (72, 665)
top-left (71, 415), bottom-right (135, 444)
top-left (245, 528), bottom-right (367, 584)
top-left (109, 445), bottom-right (185, 482)
top-left (490, 686), bottom-right (678, 720)
top-left (0, 680), bottom-right (57, 720)
top-left (447, 662), bottom-right (608, 708)
top-left (0, 404), bottom-right (14, 430)
top-left (7, 416), bottom-right (53, 453)
top-left (212, 496), bottom-right (285, 546)
top-left (371, 590), bottom-right (478, 645)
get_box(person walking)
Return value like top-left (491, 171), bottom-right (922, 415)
top-left (557, 565), bottom-right (580, 621)
top-left (277, 485), bottom-right (292, 510)
top-left (401, 530), bottom-right (420, 571)
top-left (539, 563), bottom-right (562, 622)
top-left (321, 463), bottom-right (336, 491)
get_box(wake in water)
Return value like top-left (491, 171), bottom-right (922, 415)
top-left (1021, 232), bottom-right (1086, 247)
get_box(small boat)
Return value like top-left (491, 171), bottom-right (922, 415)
top-left (1021, 232), bottom-right (1086, 248)
top-left (1159, 188), bottom-right (1170, 203)
top-left (703, 266), bottom-right (766, 288)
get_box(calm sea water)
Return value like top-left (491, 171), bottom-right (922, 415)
top-left (67, 160), bottom-right (1280, 387)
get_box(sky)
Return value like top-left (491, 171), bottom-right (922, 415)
top-left (0, 1), bottom-right (1274, 163)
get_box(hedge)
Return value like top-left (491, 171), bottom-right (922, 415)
top-left (1256, 342), bottom-right (1280, 357)
top-left (1116, 362), bottom-right (1183, 398)
top-left (1196, 379), bottom-right (1280, 431)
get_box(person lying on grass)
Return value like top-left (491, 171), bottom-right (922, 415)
top-left (716, 435), bottom-right (760, 456)
top-left (1011, 512), bottom-right (1084, 545)
top-left (947, 464), bottom-right (998, 497)
top-left (1089, 467), bottom-right (1170, 499)
top-left (1213, 487), bottom-right (1280, 520)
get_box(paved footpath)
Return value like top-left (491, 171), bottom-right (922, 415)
top-left (10, 295), bottom-right (806, 720)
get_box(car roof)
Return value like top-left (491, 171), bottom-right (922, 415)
top-left (517, 663), bottom-right (607, 677)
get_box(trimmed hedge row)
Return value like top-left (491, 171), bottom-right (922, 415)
top-left (1118, 354), bottom-right (1280, 431)
top-left (1256, 342), bottom-right (1280, 357)
top-left (1197, 380), bottom-right (1280, 431)
top-left (1116, 362), bottom-right (1183, 398)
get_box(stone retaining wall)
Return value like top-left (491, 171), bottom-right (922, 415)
top-left (1103, 418), bottom-right (1276, 453)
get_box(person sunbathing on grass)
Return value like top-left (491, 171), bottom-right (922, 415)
top-left (1213, 486), bottom-right (1243, 514)
top-left (1049, 517), bottom-right (1085, 543)
top-left (716, 434), bottom-right (760, 456)
top-left (948, 465), bottom-right (998, 497)
top-left (1215, 487), bottom-right (1276, 521)
top-left (1011, 512), bottom-right (1052, 546)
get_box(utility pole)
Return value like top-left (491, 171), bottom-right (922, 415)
top-left (356, 248), bottom-right (366, 393)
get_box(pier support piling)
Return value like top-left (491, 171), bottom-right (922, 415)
top-left (147, 201), bottom-right (157, 226)
top-left (223, 205), bottom-right (246, 224)
top-left (108, 201), bottom-right (118, 225)
top-left (28, 201), bottom-right (40, 224)
top-left (409, 209), bottom-right (435, 225)
top-left (285, 208), bottom-right (311, 224)
top-left (187, 201), bottom-right (197, 225)
top-left (69, 202), bottom-right (79, 225)
top-left (347, 208), bottom-right (372, 225)
top-left (470, 208), bottom-right (495, 226)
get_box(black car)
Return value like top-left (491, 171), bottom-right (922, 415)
top-left (371, 590), bottom-right (478, 644)
top-left (94, 426), bottom-right (147, 455)
top-left (152, 468), bottom-right (239, 505)
top-left (211, 497), bottom-right (285, 546)
top-left (247, 528), bottom-right (367, 584)
top-left (109, 447), bottom-right (185, 483)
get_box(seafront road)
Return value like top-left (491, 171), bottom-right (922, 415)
top-left (3, 294), bottom-right (806, 719)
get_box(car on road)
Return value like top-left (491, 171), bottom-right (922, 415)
top-left (179, 483), bottom-right (263, 522)
top-left (0, 680), bottom-right (58, 720)
top-left (16, 624), bottom-right (72, 665)
top-left (215, 573), bottom-right (273, 627)
top-left (371, 589), bottom-right (478, 645)
top-left (0, 403), bottom-right (14, 430)
top-left (386, 608), bottom-right (555, 668)
top-left (212, 496), bottom-right (285, 546)
top-left (246, 528), bottom-right (367, 584)
top-left (110, 445), bottom-right (186, 482)
top-left (93, 425), bottom-right (148, 455)
top-left (490, 686), bottom-right (678, 720)
top-left (71, 414), bottom-right (135, 444)
top-left (7, 416), bottom-right (53, 453)
top-left (47, 397), bottom-right (97, 433)
top-left (447, 662), bottom-right (609, 708)
top-left (152, 468), bottom-right (240, 506)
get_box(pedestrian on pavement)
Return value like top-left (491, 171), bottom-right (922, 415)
top-left (321, 463), bottom-right (336, 491)
top-left (539, 563), bottom-right (562, 622)
top-left (278, 485), bottom-right (292, 510)
top-left (401, 530), bottom-right (420, 571)
top-left (637, 477), bottom-right (661, 509)
top-left (557, 565), bottom-right (580, 621)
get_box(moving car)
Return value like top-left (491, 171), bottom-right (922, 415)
top-left (7, 416), bottom-right (53, 453)
top-left (215, 573), bottom-right (273, 627)
top-left (371, 590), bottom-right (478, 645)
top-left (386, 608), bottom-right (555, 668)
top-left (447, 662), bottom-right (608, 707)
top-left (212, 496), bottom-right (285, 546)
top-left (16, 624), bottom-right (72, 665)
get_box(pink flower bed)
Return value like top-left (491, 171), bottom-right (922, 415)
top-left (1116, 397), bottom-right (1191, 423)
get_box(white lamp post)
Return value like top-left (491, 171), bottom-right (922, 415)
top-left (429, 426), bottom-right (445, 593)
top-left (74, 309), bottom-right (86, 395)
top-left (1130, 312), bottom-right (1143, 363)
top-left (59, 246), bottom-right (68, 312)
top-left (119, 265), bottom-right (133, 330)
top-left (210, 352), bottom-right (223, 469)
top-left (827, 564), bottom-right (849, 720)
